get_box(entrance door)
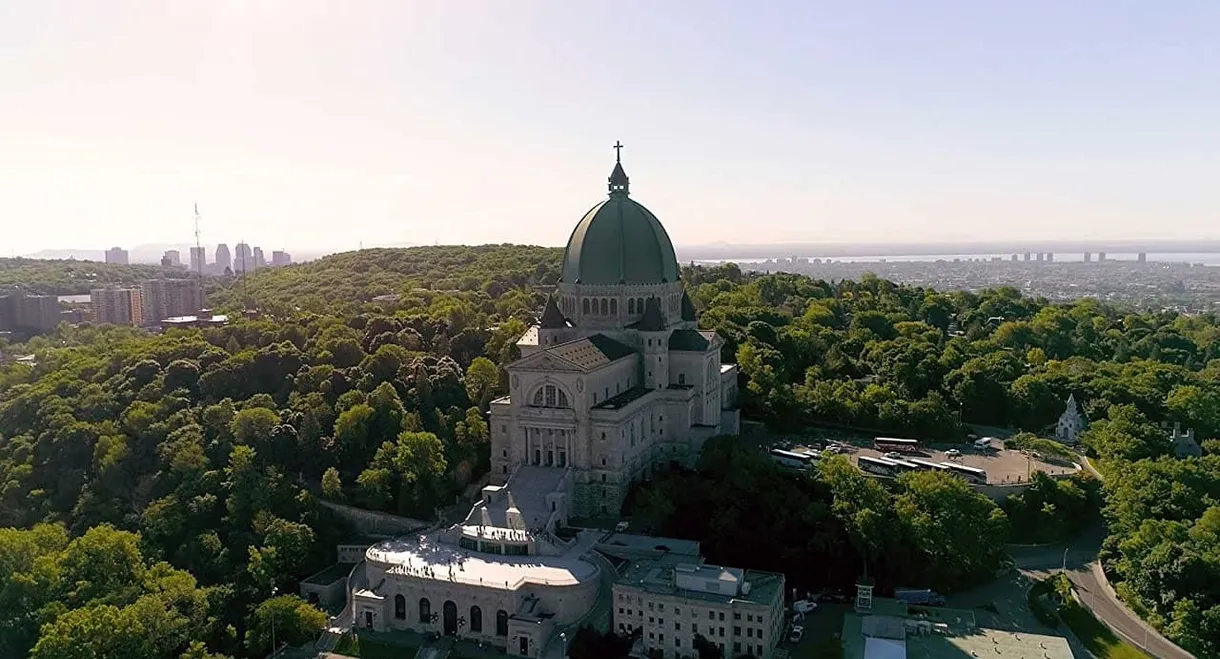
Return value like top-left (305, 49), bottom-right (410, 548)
top-left (443, 600), bottom-right (457, 636)
top-left (519, 636), bottom-right (529, 655)
top-left (364, 611), bottom-right (373, 629)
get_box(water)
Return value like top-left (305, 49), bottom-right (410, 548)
top-left (712, 253), bottom-right (1220, 266)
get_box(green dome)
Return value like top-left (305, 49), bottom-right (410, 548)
top-left (561, 159), bottom-right (680, 286)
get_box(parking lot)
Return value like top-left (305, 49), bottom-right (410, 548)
top-left (782, 437), bottom-right (1077, 485)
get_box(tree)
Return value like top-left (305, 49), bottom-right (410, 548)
top-left (894, 471), bottom-right (1009, 590)
top-left (465, 356), bottom-right (500, 409)
top-left (321, 467), bottom-right (343, 500)
top-left (244, 595), bottom-right (327, 655)
top-left (230, 407), bottom-right (280, 447)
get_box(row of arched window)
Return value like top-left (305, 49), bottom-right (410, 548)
top-left (395, 595), bottom-right (508, 635)
top-left (531, 384), bottom-right (570, 409)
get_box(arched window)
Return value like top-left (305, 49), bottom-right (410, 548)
top-left (600, 298), bottom-right (608, 315)
top-left (637, 297), bottom-right (644, 313)
top-left (470, 606), bottom-right (483, 633)
top-left (419, 597), bottom-right (431, 624)
top-left (582, 299), bottom-right (590, 315)
top-left (628, 298), bottom-right (635, 314)
top-left (531, 384), bottom-right (570, 409)
top-left (496, 609), bottom-right (509, 636)
top-left (610, 298), bottom-right (618, 315)
top-left (394, 594), bottom-right (406, 620)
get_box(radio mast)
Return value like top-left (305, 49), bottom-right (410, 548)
top-left (194, 203), bottom-right (205, 315)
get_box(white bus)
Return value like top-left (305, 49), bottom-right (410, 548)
top-left (908, 458), bottom-right (951, 473)
top-left (873, 437), bottom-right (920, 453)
top-left (770, 448), bottom-right (816, 469)
top-left (858, 456), bottom-right (903, 477)
top-left (941, 462), bottom-right (987, 484)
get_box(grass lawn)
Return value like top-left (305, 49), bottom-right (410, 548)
top-left (1057, 598), bottom-right (1150, 659)
top-left (331, 634), bottom-right (420, 658)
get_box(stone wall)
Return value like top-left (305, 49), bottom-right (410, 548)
top-left (319, 500), bottom-right (430, 537)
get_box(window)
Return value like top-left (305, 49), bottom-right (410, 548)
top-left (675, 623), bottom-right (681, 631)
top-left (601, 474), bottom-right (606, 482)
top-left (734, 626), bottom-right (741, 636)
top-left (394, 594), bottom-right (406, 620)
top-left (600, 299), bottom-right (608, 315)
top-left (675, 608), bottom-right (680, 615)
top-left (470, 606), bottom-right (482, 632)
top-left (496, 610), bottom-right (508, 636)
top-left (756, 645), bottom-right (763, 656)
top-left (659, 604), bottom-right (665, 612)
top-left (610, 299), bottom-right (618, 315)
top-left (419, 598), bottom-right (431, 624)
top-left (502, 465), bottom-right (507, 474)
top-left (747, 628), bottom-right (753, 638)
top-left (733, 613), bottom-right (741, 621)
top-left (649, 617), bottom-right (654, 624)
top-left (719, 612), bottom-right (725, 621)
top-left (734, 642), bottom-right (741, 653)
top-left (719, 627), bottom-right (725, 637)
top-left (502, 450), bottom-right (507, 457)
top-left (583, 299), bottom-right (590, 315)
top-left (708, 611), bottom-right (714, 620)
top-left (659, 634), bottom-right (664, 643)
top-left (679, 373), bottom-right (686, 385)
top-left (747, 614), bottom-right (754, 622)
top-left (676, 639), bottom-right (682, 648)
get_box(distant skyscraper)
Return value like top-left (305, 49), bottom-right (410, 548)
top-left (272, 250), bottom-right (292, 267)
top-left (1023, 252), bottom-right (1031, 262)
top-left (1046, 253), bottom-right (1054, 262)
top-left (105, 247), bottom-right (129, 265)
top-left (1010, 254), bottom-right (1018, 261)
top-left (1138, 252), bottom-right (1147, 263)
top-left (215, 244), bottom-right (232, 273)
top-left (161, 250), bottom-right (181, 267)
top-left (1036, 253), bottom-right (1044, 262)
top-left (253, 246), bottom-right (267, 269)
top-left (190, 246), bottom-right (207, 272)
top-left (235, 243), bottom-right (253, 274)
top-left (1083, 252), bottom-right (1092, 262)
top-left (1098, 252), bottom-right (1106, 262)
top-left (91, 288), bottom-right (144, 326)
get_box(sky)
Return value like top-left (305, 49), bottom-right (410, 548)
top-left (3, 1), bottom-right (1220, 255)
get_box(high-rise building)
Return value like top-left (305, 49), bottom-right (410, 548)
top-left (0, 294), bottom-right (62, 334)
top-left (190, 246), bottom-right (207, 272)
top-left (91, 288), bottom-right (144, 326)
top-left (1036, 253), bottom-right (1044, 262)
top-left (105, 247), bottom-right (129, 265)
top-left (1138, 252), bottom-right (1147, 263)
top-left (1098, 252), bottom-right (1107, 262)
top-left (1046, 253), bottom-right (1055, 262)
top-left (1083, 252), bottom-right (1092, 262)
top-left (1023, 252), bottom-right (1031, 261)
top-left (161, 250), bottom-right (181, 267)
top-left (234, 243), bottom-right (253, 274)
top-left (140, 279), bottom-right (205, 324)
top-left (271, 250), bottom-right (292, 267)
top-left (253, 246), bottom-right (267, 269)
top-left (215, 244), bottom-right (232, 273)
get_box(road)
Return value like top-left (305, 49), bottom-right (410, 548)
top-left (1009, 528), bottom-right (1195, 659)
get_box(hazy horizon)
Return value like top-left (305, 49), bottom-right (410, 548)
top-left (4, 2), bottom-right (1220, 255)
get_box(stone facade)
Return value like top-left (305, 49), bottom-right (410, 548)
top-left (1054, 394), bottom-right (1085, 444)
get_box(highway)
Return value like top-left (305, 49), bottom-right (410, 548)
top-left (1009, 528), bottom-right (1194, 659)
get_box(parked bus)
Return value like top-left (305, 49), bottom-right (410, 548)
top-left (941, 462), bottom-right (987, 484)
top-left (888, 459), bottom-right (922, 474)
top-left (857, 456), bottom-right (903, 477)
top-left (873, 437), bottom-right (920, 453)
top-left (770, 448), bottom-right (816, 469)
top-left (907, 458), bottom-right (950, 472)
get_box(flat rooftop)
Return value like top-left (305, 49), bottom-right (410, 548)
top-left (366, 534), bottom-right (598, 591)
top-left (906, 628), bottom-right (1074, 659)
top-left (615, 552), bottom-right (783, 607)
top-left (302, 562), bottom-right (355, 586)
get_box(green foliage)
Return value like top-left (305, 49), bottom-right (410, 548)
top-left (625, 437), bottom-right (1010, 594)
top-left (1002, 471), bottom-right (1101, 543)
top-left (566, 625), bottom-right (633, 659)
top-left (0, 257), bottom-right (196, 295)
top-left (244, 595), bottom-right (327, 655)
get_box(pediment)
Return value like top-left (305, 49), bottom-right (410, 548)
top-left (512, 350), bottom-right (585, 373)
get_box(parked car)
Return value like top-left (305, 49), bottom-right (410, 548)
top-left (788, 626), bottom-right (804, 644)
top-left (791, 611), bottom-right (804, 624)
top-left (793, 599), bottom-right (817, 613)
top-left (944, 448), bottom-right (961, 458)
top-left (884, 452), bottom-right (903, 460)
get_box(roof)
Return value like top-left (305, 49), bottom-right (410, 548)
top-left (302, 562), bottom-right (355, 586)
top-left (636, 297), bottom-right (667, 331)
top-left (669, 329), bottom-right (717, 352)
top-left (539, 295), bottom-right (568, 329)
top-left (516, 333), bottom-right (636, 373)
top-left (614, 552), bottom-right (783, 608)
top-left (560, 158), bottom-right (680, 285)
top-left (680, 290), bottom-right (697, 321)
top-left (592, 386), bottom-right (653, 410)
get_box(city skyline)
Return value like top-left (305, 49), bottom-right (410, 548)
top-left (4, 2), bottom-right (1220, 254)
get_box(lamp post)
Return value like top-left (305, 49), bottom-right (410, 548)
top-left (270, 586), bottom-right (279, 658)
top-left (1061, 547), bottom-right (1069, 573)
top-left (560, 631), bottom-right (568, 658)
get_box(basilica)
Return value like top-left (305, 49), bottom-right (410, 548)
top-left (350, 149), bottom-right (762, 659)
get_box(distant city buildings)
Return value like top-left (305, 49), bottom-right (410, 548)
top-left (91, 288), bottom-right (145, 326)
top-left (272, 250), bottom-right (292, 267)
top-left (160, 249), bottom-right (181, 267)
top-left (189, 246), bottom-right (207, 272)
top-left (253, 246), bottom-right (267, 269)
top-left (0, 294), bottom-right (61, 334)
top-left (234, 243), bottom-right (253, 274)
top-left (105, 247), bottom-right (129, 265)
top-left (1083, 252), bottom-right (1092, 263)
top-left (1098, 252), bottom-right (1107, 262)
top-left (215, 244), bottom-right (232, 273)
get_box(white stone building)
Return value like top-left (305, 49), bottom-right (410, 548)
top-left (350, 149), bottom-right (744, 658)
top-left (1054, 394), bottom-right (1086, 444)
top-left (490, 150), bottom-right (741, 518)
top-left (605, 536), bottom-right (786, 659)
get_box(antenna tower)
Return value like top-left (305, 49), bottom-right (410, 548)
top-left (194, 204), bottom-right (205, 314)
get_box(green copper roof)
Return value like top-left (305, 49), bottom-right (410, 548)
top-left (561, 157), bottom-right (680, 286)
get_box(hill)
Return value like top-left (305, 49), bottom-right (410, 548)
top-left (0, 258), bottom-right (197, 296)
